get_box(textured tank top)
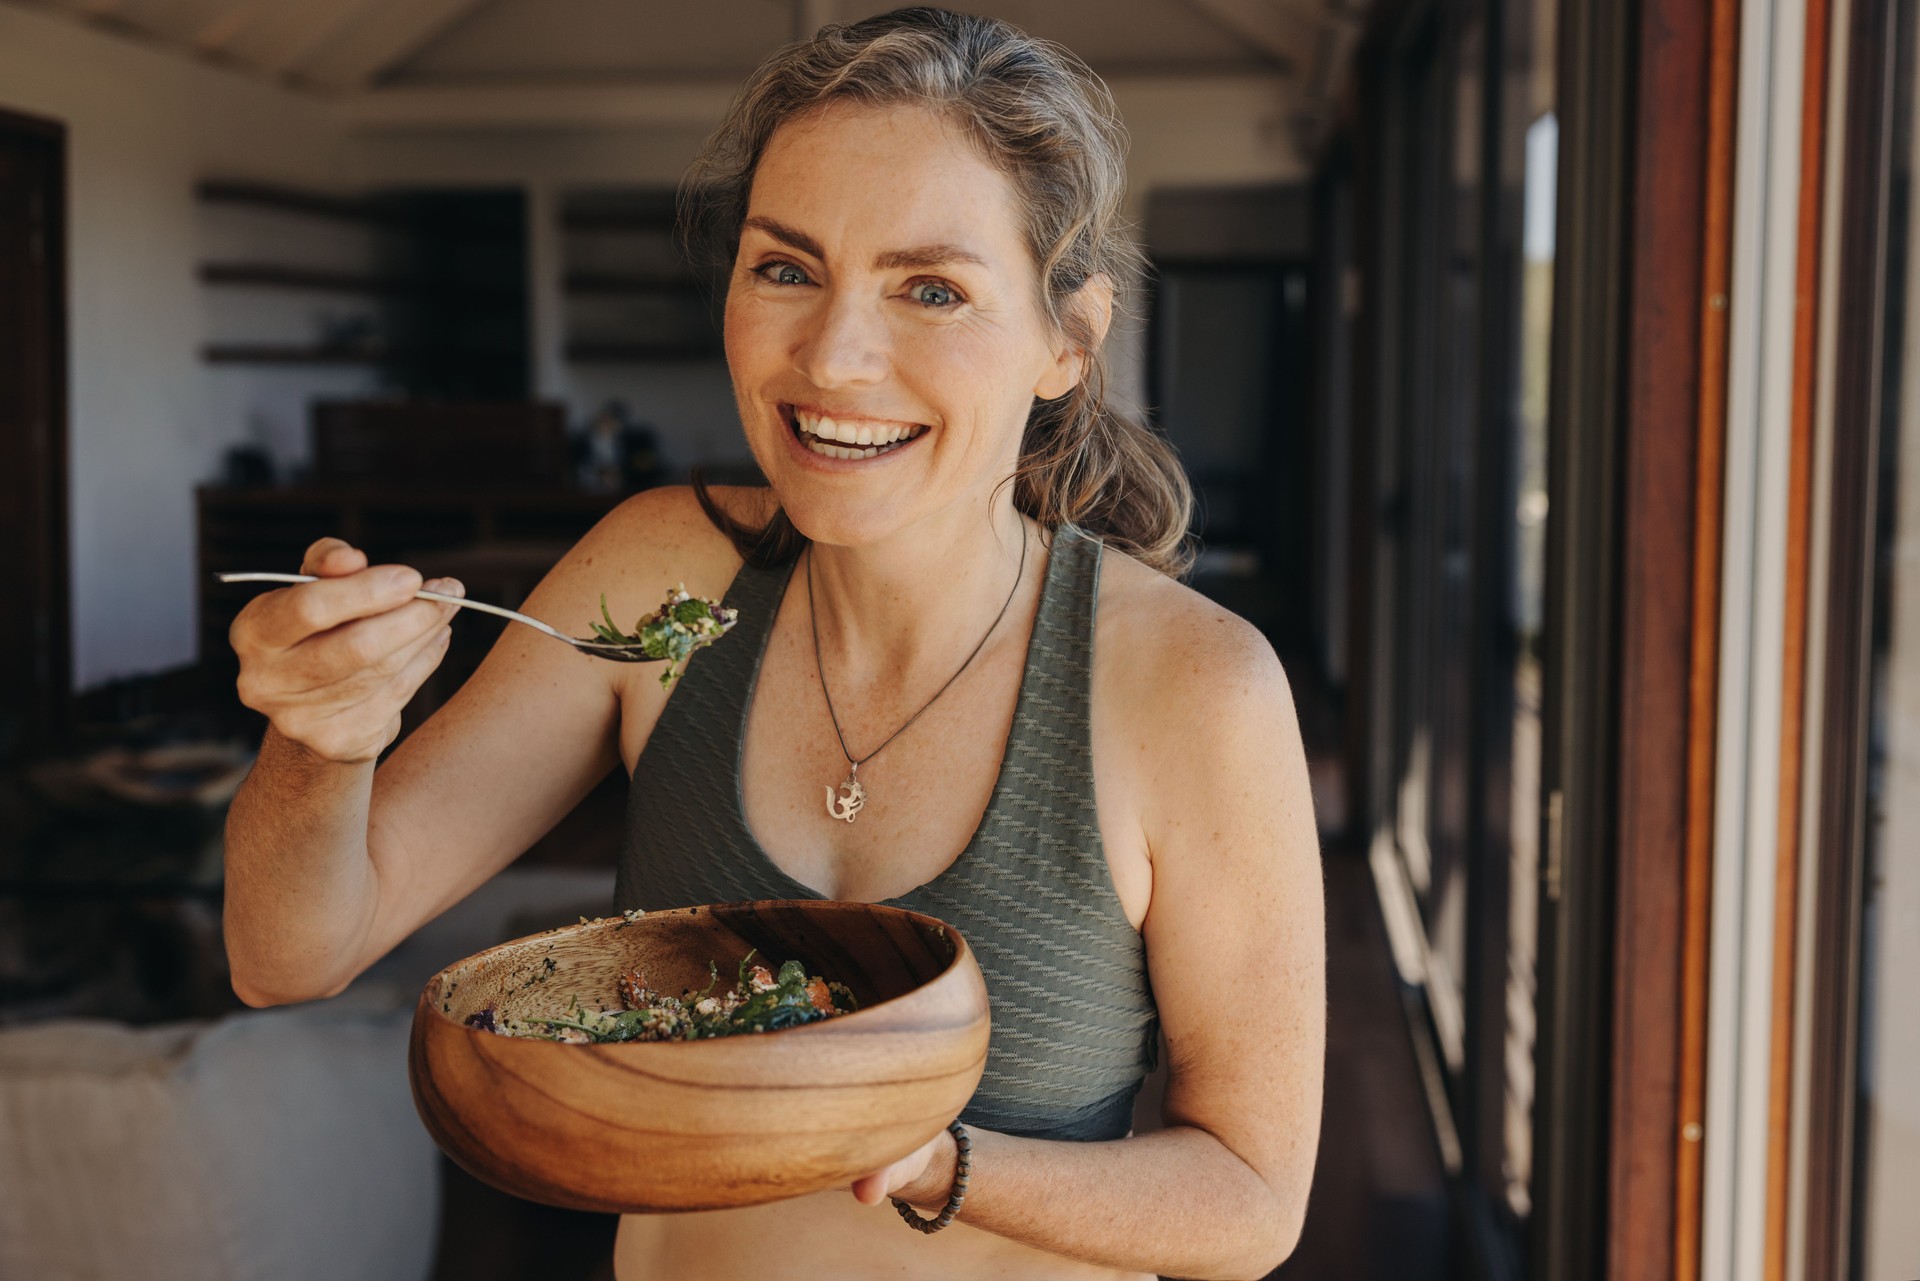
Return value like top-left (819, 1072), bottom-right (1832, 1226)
top-left (615, 526), bottom-right (1158, 1141)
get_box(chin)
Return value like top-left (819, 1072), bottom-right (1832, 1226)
top-left (738, 399), bottom-right (935, 548)
top-left (772, 487), bottom-right (924, 551)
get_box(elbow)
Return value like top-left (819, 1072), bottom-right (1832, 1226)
top-left (228, 958), bottom-right (358, 1008)
top-left (230, 974), bottom-right (297, 1008)
top-left (1253, 1215), bottom-right (1305, 1279)
top-left (229, 973), bottom-right (325, 1008)
top-left (1220, 1199), bottom-right (1304, 1280)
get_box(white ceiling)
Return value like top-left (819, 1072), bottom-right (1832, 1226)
top-left (6, 0), bottom-right (1367, 152)
top-left (7, 0), bottom-right (1357, 91)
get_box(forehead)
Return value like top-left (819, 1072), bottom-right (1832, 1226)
top-left (747, 102), bottom-right (1026, 258)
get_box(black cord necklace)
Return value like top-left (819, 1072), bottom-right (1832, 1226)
top-left (809, 521), bottom-right (1030, 823)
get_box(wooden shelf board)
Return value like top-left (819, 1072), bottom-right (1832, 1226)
top-left (203, 344), bottom-right (400, 365)
top-left (197, 180), bottom-right (408, 228)
top-left (562, 272), bottom-right (707, 296)
top-left (559, 210), bottom-right (677, 233)
top-left (563, 340), bottom-right (723, 363)
top-left (200, 263), bottom-right (415, 295)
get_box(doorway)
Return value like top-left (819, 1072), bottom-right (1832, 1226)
top-left (0, 107), bottom-right (69, 759)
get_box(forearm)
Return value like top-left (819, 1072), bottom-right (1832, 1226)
top-left (223, 727), bottom-right (383, 1004)
top-left (897, 1123), bottom-right (1300, 1280)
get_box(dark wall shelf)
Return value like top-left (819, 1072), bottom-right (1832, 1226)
top-left (199, 263), bottom-right (413, 295)
top-left (202, 344), bottom-right (399, 365)
top-left (558, 209), bottom-right (676, 233)
top-left (563, 340), bottom-right (723, 363)
top-left (562, 271), bottom-right (707, 296)
top-left (558, 188), bottom-right (721, 364)
top-left (197, 182), bottom-right (531, 397)
top-left (196, 179), bottom-right (408, 228)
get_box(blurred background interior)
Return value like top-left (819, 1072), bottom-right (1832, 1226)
top-left (0, 0), bottom-right (1916, 1279)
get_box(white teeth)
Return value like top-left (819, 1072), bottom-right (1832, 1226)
top-left (792, 409), bottom-right (925, 461)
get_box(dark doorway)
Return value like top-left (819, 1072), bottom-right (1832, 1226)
top-left (0, 108), bottom-right (69, 760)
top-left (1150, 259), bottom-right (1315, 649)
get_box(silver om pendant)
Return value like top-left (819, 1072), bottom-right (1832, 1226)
top-left (825, 763), bottom-right (867, 823)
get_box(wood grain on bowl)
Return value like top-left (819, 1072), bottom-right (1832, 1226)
top-left (408, 900), bottom-right (990, 1214)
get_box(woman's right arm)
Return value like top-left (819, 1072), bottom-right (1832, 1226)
top-left (224, 537), bottom-right (477, 1006)
top-left (224, 490), bottom-right (746, 1007)
top-left (223, 506), bottom-right (638, 1005)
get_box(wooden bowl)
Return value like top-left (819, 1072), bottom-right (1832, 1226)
top-left (407, 899), bottom-right (990, 1213)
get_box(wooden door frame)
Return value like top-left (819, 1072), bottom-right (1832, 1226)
top-left (0, 105), bottom-right (70, 757)
top-left (1533, 0), bottom-right (1725, 1272)
top-left (1603, 0), bottom-right (1725, 1272)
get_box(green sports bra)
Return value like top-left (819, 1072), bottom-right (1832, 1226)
top-left (614, 524), bottom-right (1158, 1141)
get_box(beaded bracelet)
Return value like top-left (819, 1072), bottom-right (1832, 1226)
top-left (890, 1120), bottom-right (971, 1234)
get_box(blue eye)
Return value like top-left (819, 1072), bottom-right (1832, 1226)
top-left (908, 280), bottom-right (960, 308)
top-left (756, 261), bottom-right (810, 286)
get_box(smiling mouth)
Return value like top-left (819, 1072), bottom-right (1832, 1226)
top-left (785, 405), bottom-right (928, 461)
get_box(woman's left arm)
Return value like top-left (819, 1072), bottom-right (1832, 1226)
top-left (853, 616), bottom-right (1326, 1280)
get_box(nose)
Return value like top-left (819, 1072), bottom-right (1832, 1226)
top-left (790, 288), bottom-right (889, 389)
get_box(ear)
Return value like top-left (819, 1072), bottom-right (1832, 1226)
top-left (1034, 273), bottom-right (1114, 401)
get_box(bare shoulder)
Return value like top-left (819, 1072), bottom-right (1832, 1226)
top-left (1093, 547), bottom-right (1296, 728)
top-left (535, 485), bottom-right (770, 625)
top-left (1092, 547), bottom-right (1316, 922)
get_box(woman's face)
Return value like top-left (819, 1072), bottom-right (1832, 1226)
top-left (724, 102), bottom-right (1083, 547)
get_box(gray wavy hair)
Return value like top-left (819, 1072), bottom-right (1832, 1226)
top-left (682, 6), bottom-right (1194, 577)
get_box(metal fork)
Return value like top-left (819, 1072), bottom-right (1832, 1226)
top-left (215, 572), bottom-right (673, 662)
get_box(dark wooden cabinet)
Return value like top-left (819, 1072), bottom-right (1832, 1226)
top-left (195, 484), bottom-right (628, 674)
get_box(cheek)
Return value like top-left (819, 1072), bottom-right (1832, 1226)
top-left (722, 291), bottom-right (776, 368)
top-left (897, 325), bottom-right (1039, 445)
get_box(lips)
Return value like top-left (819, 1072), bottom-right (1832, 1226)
top-left (785, 405), bottom-right (928, 461)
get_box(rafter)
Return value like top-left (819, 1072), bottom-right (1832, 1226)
top-left (200, 0), bottom-right (383, 75)
top-left (1174, 0), bottom-right (1313, 72)
top-left (190, 0), bottom-right (260, 53)
top-left (289, 0), bottom-right (490, 92)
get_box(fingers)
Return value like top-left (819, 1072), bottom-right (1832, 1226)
top-left (302, 538), bottom-right (367, 578)
top-left (244, 621), bottom-right (453, 763)
top-left (245, 564), bottom-right (425, 652)
top-left (229, 540), bottom-right (467, 764)
top-left (278, 592), bottom-right (454, 693)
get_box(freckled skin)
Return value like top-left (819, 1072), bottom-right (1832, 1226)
top-left (223, 98), bottom-right (1322, 1281)
top-left (722, 103), bottom-right (1086, 553)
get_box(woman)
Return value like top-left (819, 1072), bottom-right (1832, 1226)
top-left (223, 10), bottom-right (1323, 1279)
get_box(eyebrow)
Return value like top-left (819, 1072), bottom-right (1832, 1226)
top-left (742, 215), bottom-right (989, 271)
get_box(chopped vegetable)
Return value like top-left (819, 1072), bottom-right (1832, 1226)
top-left (467, 949), bottom-right (856, 1044)
top-left (585, 584), bottom-right (738, 688)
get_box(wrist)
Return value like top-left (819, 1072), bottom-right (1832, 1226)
top-left (898, 1126), bottom-right (960, 1208)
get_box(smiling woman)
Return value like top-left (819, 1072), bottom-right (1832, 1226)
top-left (220, 9), bottom-right (1323, 1281)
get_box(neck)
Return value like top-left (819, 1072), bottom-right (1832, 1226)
top-left (806, 496), bottom-right (1035, 676)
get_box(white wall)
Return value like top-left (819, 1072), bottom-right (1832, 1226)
top-left (0, 5), bottom-right (363, 688)
top-left (0, 11), bottom-right (1300, 687)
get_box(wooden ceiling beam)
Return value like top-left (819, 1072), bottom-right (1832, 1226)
top-left (207, 0), bottom-right (383, 75)
top-left (1174, 0), bottom-right (1313, 73)
top-left (288, 0), bottom-right (491, 91)
top-left (190, 0), bottom-right (260, 53)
